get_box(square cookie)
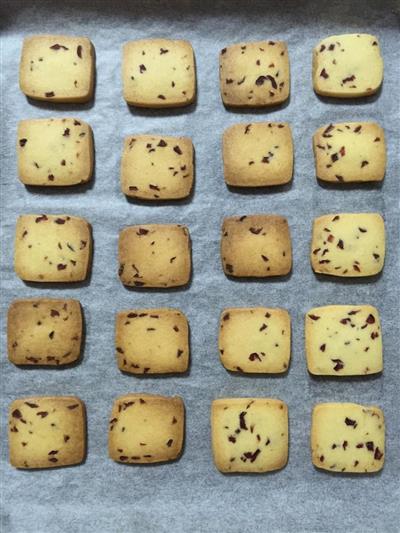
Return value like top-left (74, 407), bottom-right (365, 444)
top-left (219, 40), bottom-right (290, 107)
top-left (211, 398), bottom-right (288, 473)
top-left (311, 213), bottom-right (385, 277)
top-left (118, 224), bottom-right (191, 288)
top-left (221, 215), bottom-right (292, 277)
top-left (311, 403), bottom-right (385, 473)
top-left (8, 298), bottom-right (82, 366)
top-left (20, 35), bottom-right (95, 103)
top-left (219, 307), bottom-right (290, 373)
top-left (116, 308), bottom-right (189, 374)
top-left (9, 396), bottom-right (86, 469)
top-left (14, 214), bottom-right (92, 283)
top-left (313, 122), bottom-right (386, 183)
top-left (121, 134), bottom-right (193, 200)
top-left (305, 305), bottom-right (382, 376)
top-left (123, 39), bottom-right (195, 108)
top-left (312, 34), bottom-right (383, 98)
top-left (109, 394), bottom-right (184, 464)
top-left (223, 122), bottom-right (293, 187)
top-left (17, 118), bottom-right (94, 186)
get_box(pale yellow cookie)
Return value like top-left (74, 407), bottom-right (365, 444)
top-left (20, 35), bottom-right (94, 102)
top-left (312, 34), bottom-right (383, 98)
top-left (123, 39), bottom-right (195, 107)
top-left (223, 122), bottom-right (293, 187)
top-left (311, 403), bottom-right (385, 473)
top-left (219, 40), bottom-right (290, 107)
top-left (211, 398), bottom-right (288, 473)
top-left (311, 213), bottom-right (385, 277)
top-left (305, 305), bottom-right (382, 376)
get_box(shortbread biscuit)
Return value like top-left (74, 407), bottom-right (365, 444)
top-left (9, 396), bottom-right (86, 469)
top-left (311, 403), bottom-right (385, 473)
top-left (8, 298), bottom-right (82, 366)
top-left (219, 40), bottom-right (290, 107)
top-left (219, 307), bottom-right (290, 373)
top-left (311, 213), bottom-right (385, 277)
top-left (14, 214), bottom-right (92, 282)
top-left (211, 398), bottom-right (288, 473)
top-left (312, 34), bottom-right (383, 98)
top-left (221, 215), bottom-right (292, 277)
top-left (109, 394), bottom-right (184, 464)
top-left (313, 122), bottom-right (386, 183)
top-left (223, 122), bottom-right (293, 187)
top-left (123, 39), bottom-right (195, 108)
top-left (121, 135), bottom-right (193, 200)
top-left (17, 118), bottom-right (94, 186)
top-left (20, 35), bottom-right (94, 103)
top-left (116, 308), bottom-right (189, 374)
top-left (305, 305), bottom-right (382, 376)
top-left (118, 224), bottom-right (191, 288)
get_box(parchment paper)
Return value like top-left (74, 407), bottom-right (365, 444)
top-left (1, 1), bottom-right (399, 532)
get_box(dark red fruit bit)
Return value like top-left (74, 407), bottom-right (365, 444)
top-left (342, 440), bottom-right (348, 450)
top-left (166, 439), bottom-right (173, 447)
top-left (327, 234), bottom-right (334, 242)
top-left (320, 344), bottom-right (326, 352)
top-left (57, 264), bottom-right (67, 270)
top-left (335, 175), bottom-right (344, 182)
top-left (67, 404), bottom-right (79, 410)
top-left (249, 227), bottom-right (262, 234)
top-left (157, 94), bottom-right (166, 100)
top-left (116, 347), bottom-right (124, 354)
top-left (244, 124), bottom-right (251, 134)
top-left (319, 44), bottom-right (326, 52)
top-left (49, 331), bottom-right (55, 339)
top-left (371, 332), bottom-right (379, 340)
top-left (129, 186), bottom-right (138, 191)
top-left (139, 64), bottom-right (146, 73)
top-left (61, 159), bottom-right (66, 166)
top-left (331, 153), bottom-right (339, 162)
top-left (48, 174), bottom-right (55, 181)
top-left (137, 228), bottom-right (149, 235)
top-left (228, 435), bottom-right (236, 443)
top-left (225, 78), bottom-right (234, 84)
top-left (74, 120), bottom-right (81, 126)
top-left (177, 349), bottom-right (183, 358)
top-left (249, 353), bottom-right (261, 362)
top-left (344, 417), bottom-right (357, 427)
top-left (12, 409), bottom-right (23, 419)
top-left (374, 137), bottom-right (380, 142)
top-left (332, 359), bottom-right (344, 371)
top-left (328, 44), bottom-right (335, 50)
top-left (337, 239), bottom-right (344, 249)
top-left (149, 184), bottom-right (160, 190)
top-left (358, 227), bottom-right (367, 233)
top-left (366, 314), bottom-right (375, 324)
top-left (64, 435), bottom-right (70, 442)
top-left (320, 68), bottom-right (329, 79)
top-left (225, 264), bottom-right (234, 273)
top-left (119, 456), bottom-right (129, 461)
top-left (366, 441), bottom-right (374, 451)
top-left (173, 145), bottom-right (182, 155)
top-left (320, 455), bottom-right (325, 462)
top-left (374, 447), bottom-right (383, 460)
top-left (373, 253), bottom-right (380, 260)
top-left (50, 44), bottom-right (69, 50)
top-left (63, 128), bottom-right (70, 136)
top-left (221, 47), bottom-right (227, 54)
top-left (323, 124), bottom-right (334, 137)
top-left (134, 281), bottom-right (145, 287)
top-left (244, 449), bottom-right (261, 463)
top-left (342, 75), bottom-right (356, 83)
top-left (77, 45), bottom-right (82, 58)
top-left (353, 264), bottom-right (361, 273)
top-left (45, 91), bottom-right (55, 97)
top-left (24, 402), bottom-right (38, 408)
top-left (308, 314), bottom-right (320, 321)
top-left (37, 411), bottom-right (48, 418)
top-left (48, 457), bottom-right (58, 463)
top-left (354, 125), bottom-right (362, 133)
top-left (157, 139), bottom-right (167, 147)
top-left (19, 138), bottom-right (27, 147)
top-left (259, 323), bottom-right (267, 332)
top-left (35, 215), bottom-right (48, 223)
top-left (239, 411), bottom-right (248, 430)
top-left (356, 443), bottom-right (364, 448)
top-left (255, 75), bottom-right (267, 86)
top-left (160, 48), bottom-right (169, 54)
top-left (48, 450), bottom-right (59, 455)
top-left (361, 160), bottom-right (369, 168)
top-left (261, 255), bottom-right (269, 262)
top-left (340, 318), bottom-right (350, 324)
top-left (54, 218), bottom-right (66, 224)
top-left (223, 313), bottom-right (230, 321)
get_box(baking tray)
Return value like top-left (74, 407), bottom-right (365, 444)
top-left (0, 1), bottom-right (399, 531)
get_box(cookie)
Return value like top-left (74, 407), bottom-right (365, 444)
top-left (219, 40), bottom-right (290, 107)
top-left (311, 213), bottom-right (385, 277)
top-left (219, 307), bottom-right (290, 373)
top-left (20, 35), bottom-right (94, 103)
top-left (7, 298), bottom-right (82, 366)
top-left (118, 224), bottom-right (191, 288)
top-left (108, 394), bottom-right (184, 464)
top-left (9, 396), bottom-right (86, 469)
top-left (223, 122), bottom-right (293, 187)
top-left (312, 34), bottom-right (383, 98)
top-left (311, 403), bottom-right (385, 473)
top-left (14, 214), bottom-right (92, 282)
top-left (211, 398), bottom-right (288, 473)
top-left (115, 308), bottom-right (189, 374)
top-left (313, 122), bottom-right (386, 183)
top-left (221, 215), bottom-right (292, 277)
top-left (17, 118), bottom-right (94, 187)
top-left (121, 135), bottom-right (193, 200)
top-left (305, 305), bottom-right (382, 376)
top-left (123, 39), bottom-right (195, 108)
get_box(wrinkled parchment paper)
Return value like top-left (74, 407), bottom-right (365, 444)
top-left (1, 1), bottom-right (399, 531)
